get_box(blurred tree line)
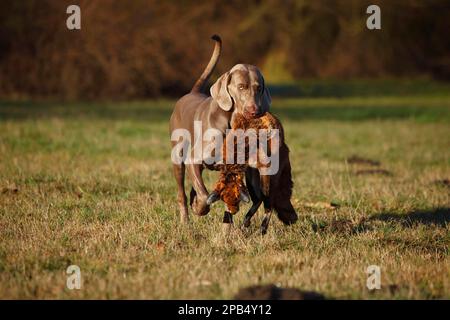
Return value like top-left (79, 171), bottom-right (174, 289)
top-left (0, 0), bottom-right (448, 100)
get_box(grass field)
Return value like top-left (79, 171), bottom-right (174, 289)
top-left (0, 91), bottom-right (449, 299)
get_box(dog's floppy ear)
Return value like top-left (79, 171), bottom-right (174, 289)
top-left (260, 76), bottom-right (272, 113)
top-left (210, 72), bottom-right (233, 111)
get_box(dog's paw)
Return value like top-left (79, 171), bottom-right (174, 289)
top-left (242, 216), bottom-right (252, 228)
top-left (191, 195), bottom-right (210, 216)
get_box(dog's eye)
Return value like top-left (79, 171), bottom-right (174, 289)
top-left (256, 85), bottom-right (262, 92)
top-left (238, 84), bottom-right (247, 90)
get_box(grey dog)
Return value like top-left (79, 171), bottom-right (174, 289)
top-left (169, 35), bottom-right (297, 229)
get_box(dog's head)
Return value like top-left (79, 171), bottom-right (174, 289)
top-left (210, 64), bottom-right (271, 119)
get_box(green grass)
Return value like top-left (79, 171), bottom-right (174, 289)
top-left (0, 94), bottom-right (449, 299)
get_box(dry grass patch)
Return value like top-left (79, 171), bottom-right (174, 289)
top-left (0, 97), bottom-right (449, 299)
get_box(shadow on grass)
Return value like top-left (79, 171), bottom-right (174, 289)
top-left (370, 208), bottom-right (450, 228)
top-left (310, 208), bottom-right (449, 237)
top-left (234, 284), bottom-right (326, 300)
top-left (272, 104), bottom-right (450, 122)
top-left (1, 99), bottom-right (448, 122)
top-left (0, 100), bottom-right (172, 123)
top-left (268, 80), bottom-right (450, 98)
top-left (311, 217), bottom-right (372, 235)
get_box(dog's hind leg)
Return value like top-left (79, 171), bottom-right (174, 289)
top-left (243, 168), bottom-right (263, 228)
top-left (260, 198), bottom-right (273, 235)
top-left (173, 163), bottom-right (189, 223)
top-left (243, 200), bottom-right (262, 228)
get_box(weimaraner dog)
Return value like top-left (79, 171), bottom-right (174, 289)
top-left (169, 35), bottom-right (297, 229)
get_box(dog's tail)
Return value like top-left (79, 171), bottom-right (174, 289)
top-left (191, 35), bottom-right (222, 94)
top-left (271, 145), bottom-right (298, 225)
top-left (274, 202), bottom-right (298, 225)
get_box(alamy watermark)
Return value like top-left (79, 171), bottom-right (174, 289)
top-left (66, 4), bottom-right (381, 32)
top-left (366, 265), bottom-right (381, 290)
top-left (66, 265), bottom-right (81, 290)
top-left (366, 5), bottom-right (381, 30)
top-left (171, 122), bottom-right (280, 175)
top-left (66, 5), bottom-right (81, 30)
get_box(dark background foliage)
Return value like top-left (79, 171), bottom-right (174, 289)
top-left (0, 0), bottom-right (448, 100)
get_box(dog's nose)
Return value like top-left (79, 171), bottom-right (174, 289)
top-left (246, 104), bottom-right (258, 116)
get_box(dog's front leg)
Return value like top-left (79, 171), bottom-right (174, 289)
top-left (186, 163), bottom-right (210, 216)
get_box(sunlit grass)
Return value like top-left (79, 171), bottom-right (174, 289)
top-left (0, 95), bottom-right (449, 299)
